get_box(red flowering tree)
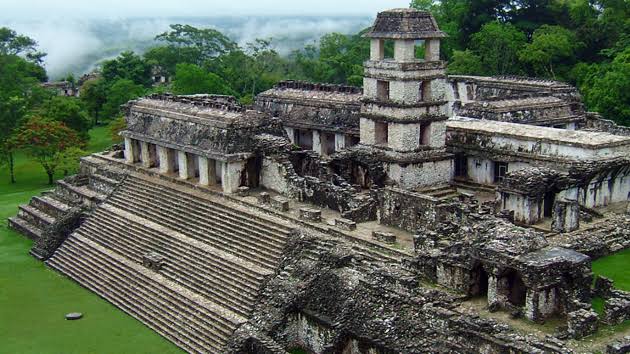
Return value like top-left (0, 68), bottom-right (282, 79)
top-left (11, 116), bottom-right (83, 185)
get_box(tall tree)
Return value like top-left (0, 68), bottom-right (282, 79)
top-left (155, 24), bottom-right (237, 65)
top-left (519, 25), bottom-right (580, 79)
top-left (80, 78), bottom-right (108, 126)
top-left (471, 21), bottom-right (527, 75)
top-left (40, 96), bottom-right (91, 141)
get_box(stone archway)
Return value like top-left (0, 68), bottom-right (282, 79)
top-left (470, 264), bottom-right (489, 298)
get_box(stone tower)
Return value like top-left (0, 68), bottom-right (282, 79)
top-left (359, 8), bottom-right (453, 189)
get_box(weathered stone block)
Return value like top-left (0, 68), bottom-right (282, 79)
top-left (604, 297), bottom-right (630, 325)
top-left (567, 309), bottom-right (598, 339)
top-left (373, 231), bottom-right (396, 244)
top-left (607, 336), bottom-right (630, 354)
top-left (299, 208), bottom-right (322, 222)
top-left (257, 192), bottom-right (271, 205)
top-left (271, 196), bottom-right (290, 212)
top-left (143, 252), bottom-right (165, 272)
top-left (335, 218), bottom-right (356, 231)
top-left (237, 186), bottom-right (250, 196)
top-left (594, 276), bottom-right (614, 299)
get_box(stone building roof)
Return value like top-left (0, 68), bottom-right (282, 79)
top-left (257, 81), bottom-right (362, 105)
top-left (449, 75), bottom-right (576, 91)
top-left (129, 94), bottom-right (269, 129)
top-left (447, 118), bottom-right (630, 149)
top-left (364, 8), bottom-right (447, 39)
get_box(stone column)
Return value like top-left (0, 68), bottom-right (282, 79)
top-left (334, 133), bottom-right (346, 152)
top-left (178, 151), bottom-right (189, 180)
top-left (124, 137), bottom-right (136, 164)
top-left (221, 161), bottom-right (245, 194)
top-left (199, 156), bottom-right (217, 186)
top-left (312, 130), bottom-right (323, 155)
top-left (140, 141), bottom-right (152, 168)
top-left (158, 146), bottom-right (174, 174)
top-left (285, 127), bottom-right (296, 144)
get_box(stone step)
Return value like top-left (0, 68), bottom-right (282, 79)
top-left (18, 204), bottom-right (55, 229)
top-left (129, 175), bottom-right (294, 235)
top-left (8, 217), bottom-right (43, 240)
top-left (30, 195), bottom-right (72, 219)
top-left (95, 206), bottom-right (267, 284)
top-left (108, 194), bottom-right (284, 269)
top-left (117, 186), bottom-right (288, 249)
top-left (48, 251), bottom-right (223, 354)
top-left (47, 234), bottom-right (242, 351)
top-left (53, 235), bottom-right (244, 331)
top-left (78, 216), bottom-right (258, 316)
top-left (125, 179), bottom-right (293, 241)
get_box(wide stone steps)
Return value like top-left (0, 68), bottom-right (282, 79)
top-left (116, 185), bottom-right (287, 252)
top-left (129, 175), bottom-right (293, 236)
top-left (108, 183), bottom-right (289, 269)
top-left (77, 209), bottom-right (262, 316)
top-left (94, 207), bottom-right (266, 288)
top-left (47, 234), bottom-right (242, 353)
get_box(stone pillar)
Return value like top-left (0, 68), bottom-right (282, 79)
top-left (285, 127), bottom-right (295, 144)
top-left (487, 275), bottom-right (500, 309)
top-left (525, 288), bottom-right (559, 323)
top-left (158, 146), bottom-right (174, 174)
top-left (425, 39), bottom-right (440, 61)
top-left (334, 133), bottom-right (346, 152)
top-left (370, 39), bottom-right (384, 61)
top-left (140, 141), bottom-right (152, 168)
top-left (552, 199), bottom-right (580, 233)
top-left (312, 130), bottom-right (323, 155)
top-left (178, 151), bottom-right (189, 180)
top-left (221, 161), bottom-right (245, 194)
top-left (394, 39), bottom-right (416, 62)
top-left (124, 137), bottom-right (137, 164)
top-left (198, 156), bottom-right (218, 186)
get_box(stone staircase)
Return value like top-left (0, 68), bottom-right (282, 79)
top-left (45, 173), bottom-right (295, 353)
top-left (416, 184), bottom-right (460, 201)
top-left (8, 174), bottom-right (110, 241)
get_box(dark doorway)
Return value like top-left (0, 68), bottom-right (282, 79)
top-left (244, 157), bottom-right (261, 188)
top-left (455, 154), bottom-right (468, 178)
top-left (351, 164), bottom-right (372, 189)
top-left (470, 265), bottom-right (489, 297)
top-left (494, 161), bottom-right (509, 183)
top-left (544, 191), bottom-right (555, 218)
top-left (506, 271), bottom-right (527, 307)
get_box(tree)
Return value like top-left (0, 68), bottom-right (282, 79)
top-left (519, 25), bottom-right (579, 79)
top-left (80, 78), bottom-right (108, 125)
top-left (10, 117), bottom-right (83, 185)
top-left (40, 96), bottom-right (91, 141)
top-left (155, 24), bottom-right (236, 64)
top-left (101, 79), bottom-right (145, 121)
top-left (0, 29), bottom-right (48, 183)
top-left (57, 146), bottom-right (86, 177)
top-left (108, 116), bottom-right (127, 144)
top-left (171, 63), bottom-right (235, 96)
top-left (470, 21), bottom-right (527, 76)
top-left (576, 48), bottom-right (630, 126)
top-left (447, 50), bottom-right (484, 75)
top-left (0, 27), bottom-right (46, 64)
top-left (102, 51), bottom-right (152, 87)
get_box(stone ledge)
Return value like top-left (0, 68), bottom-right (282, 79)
top-left (373, 231), bottom-right (396, 244)
top-left (335, 218), bottom-right (357, 231)
top-left (299, 208), bottom-right (322, 222)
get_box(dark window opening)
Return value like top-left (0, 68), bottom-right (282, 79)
top-left (377, 80), bottom-right (390, 101)
top-left (470, 265), bottom-right (489, 298)
top-left (296, 129), bottom-right (313, 150)
top-left (494, 162), bottom-right (508, 183)
top-left (420, 123), bottom-right (431, 145)
top-left (544, 191), bottom-right (555, 218)
top-left (375, 122), bottom-right (388, 145)
top-left (455, 154), bottom-right (468, 178)
top-left (506, 271), bottom-right (527, 307)
top-left (420, 81), bottom-right (432, 101)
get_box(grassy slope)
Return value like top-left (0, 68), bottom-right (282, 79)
top-left (592, 248), bottom-right (630, 291)
top-left (0, 126), bottom-right (183, 354)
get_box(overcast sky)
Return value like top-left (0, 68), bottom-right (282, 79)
top-left (1, 0), bottom-right (411, 18)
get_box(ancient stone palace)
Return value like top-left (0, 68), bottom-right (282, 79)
top-left (9, 8), bottom-right (630, 354)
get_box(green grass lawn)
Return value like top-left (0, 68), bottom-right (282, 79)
top-left (0, 126), bottom-right (184, 354)
top-left (593, 248), bottom-right (630, 291)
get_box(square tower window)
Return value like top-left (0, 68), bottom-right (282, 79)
top-left (375, 122), bottom-right (389, 146)
top-left (415, 40), bottom-right (425, 60)
top-left (377, 80), bottom-right (390, 101)
top-left (420, 123), bottom-right (431, 145)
